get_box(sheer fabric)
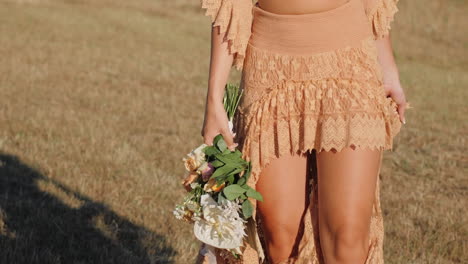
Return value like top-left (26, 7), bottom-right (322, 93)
top-left (201, 0), bottom-right (254, 70)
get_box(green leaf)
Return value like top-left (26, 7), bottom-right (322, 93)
top-left (213, 134), bottom-right (223, 148)
top-left (214, 153), bottom-right (246, 167)
top-left (233, 149), bottom-right (242, 157)
top-left (215, 177), bottom-right (226, 185)
top-left (237, 176), bottom-right (246, 186)
top-left (226, 167), bottom-right (243, 177)
top-left (210, 160), bottom-right (224, 168)
top-left (217, 137), bottom-right (227, 152)
top-left (243, 162), bottom-right (252, 182)
top-left (210, 165), bottom-right (236, 179)
top-left (203, 146), bottom-right (220, 156)
top-left (227, 174), bottom-right (235, 185)
top-left (239, 193), bottom-right (247, 200)
top-left (241, 184), bottom-right (250, 190)
top-left (242, 200), bottom-right (253, 218)
top-left (223, 184), bottom-right (247, 200)
top-left (227, 151), bottom-right (243, 159)
top-left (222, 148), bottom-right (231, 155)
top-left (246, 187), bottom-right (264, 202)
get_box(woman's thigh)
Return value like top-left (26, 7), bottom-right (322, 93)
top-left (316, 147), bottom-right (382, 249)
top-left (255, 151), bottom-right (310, 247)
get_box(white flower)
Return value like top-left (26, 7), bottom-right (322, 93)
top-left (194, 194), bottom-right (247, 250)
top-left (231, 245), bottom-right (243, 255)
top-left (173, 205), bottom-right (186, 220)
top-left (183, 143), bottom-right (208, 172)
top-left (220, 198), bottom-right (244, 220)
top-left (185, 200), bottom-right (200, 212)
top-left (193, 143), bottom-right (207, 158)
top-left (191, 211), bottom-right (203, 222)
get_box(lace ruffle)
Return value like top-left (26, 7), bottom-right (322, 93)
top-left (229, 37), bottom-right (403, 263)
top-left (364, 0), bottom-right (400, 39)
top-left (201, 0), bottom-right (253, 70)
top-left (202, 28), bottom-right (405, 264)
top-left (236, 37), bottom-right (402, 172)
top-left (242, 37), bottom-right (382, 92)
top-left (235, 80), bottom-right (402, 192)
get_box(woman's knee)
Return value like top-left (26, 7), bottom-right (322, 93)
top-left (262, 214), bottom-right (303, 243)
top-left (327, 222), bottom-right (370, 262)
top-left (254, 152), bottom-right (310, 261)
top-left (260, 216), bottom-right (303, 263)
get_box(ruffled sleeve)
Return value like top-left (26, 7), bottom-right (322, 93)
top-left (362, 0), bottom-right (400, 39)
top-left (201, 0), bottom-right (254, 71)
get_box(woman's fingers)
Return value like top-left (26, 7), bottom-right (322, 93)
top-left (397, 103), bottom-right (406, 124)
top-left (221, 128), bottom-right (238, 151)
top-left (391, 90), bottom-right (407, 125)
top-left (204, 130), bottom-right (237, 151)
top-left (203, 133), bottom-right (215, 146)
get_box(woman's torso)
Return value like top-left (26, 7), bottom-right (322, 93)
top-left (256, 0), bottom-right (351, 14)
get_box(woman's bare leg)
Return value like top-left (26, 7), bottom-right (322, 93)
top-left (316, 146), bottom-right (383, 264)
top-left (255, 152), bottom-right (310, 264)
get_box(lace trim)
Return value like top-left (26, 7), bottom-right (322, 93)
top-left (229, 36), bottom-right (404, 263)
top-left (201, 0), bottom-right (253, 71)
top-left (238, 75), bottom-right (401, 138)
top-left (366, 0), bottom-right (400, 39)
top-left (233, 76), bottom-right (403, 212)
top-left (235, 104), bottom-right (401, 186)
top-left (242, 37), bottom-right (382, 88)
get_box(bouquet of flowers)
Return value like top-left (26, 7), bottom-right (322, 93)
top-left (173, 83), bottom-right (263, 261)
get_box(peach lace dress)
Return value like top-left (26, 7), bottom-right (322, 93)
top-left (198, 0), bottom-right (404, 263)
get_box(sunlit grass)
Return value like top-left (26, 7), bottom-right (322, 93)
top-left (0, 0), bottom-right (466, 263)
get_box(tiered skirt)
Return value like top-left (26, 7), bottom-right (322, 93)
top-left (224, 0), bottom-right (403, 263)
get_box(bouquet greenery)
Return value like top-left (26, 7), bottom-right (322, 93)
top-left (173, 83), bottom-right (263, 258)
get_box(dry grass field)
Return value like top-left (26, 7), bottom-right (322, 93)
top-left (0, 0), bottom-right (466, 263)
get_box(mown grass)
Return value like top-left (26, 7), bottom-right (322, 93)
top-left (0, 0), bottom-right (466, 263)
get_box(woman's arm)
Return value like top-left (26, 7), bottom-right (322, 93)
top-left (201, 25), bottom-right (237, 150)
top-left (206, 26), bottom-right (234, 106)
top-left (375, 33), bottom-right (407, 124)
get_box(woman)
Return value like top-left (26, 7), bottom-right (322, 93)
top-left (199, 0), bottom-right (410, 263)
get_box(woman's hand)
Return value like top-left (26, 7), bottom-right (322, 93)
top-left (383, 78), bottom-right (407, 124)
top-left (200, 24), bottom-right (238, 150)
top-left (201, 99), bottom-right (238, 151)
top-left (375, 33), bottom-right (408, 124)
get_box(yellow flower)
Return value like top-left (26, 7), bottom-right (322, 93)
top-left (183, 156), bottom-right (198, 172)
top-left (203, 178), bottom-right (226, 193)
top-left (183, 143), bottom-right (208, 172)
top-left (211, 182), bottom-right (226, 192)
top-left (181, 172), bottom-right (199, 192)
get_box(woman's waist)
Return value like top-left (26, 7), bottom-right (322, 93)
top-left (257, 0), bottom-right (353, 15)
top-left (249, 0), bottom-right (372, 54)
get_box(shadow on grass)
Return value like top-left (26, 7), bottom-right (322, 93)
top-left (0, 153), bottom-right (176, 264)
